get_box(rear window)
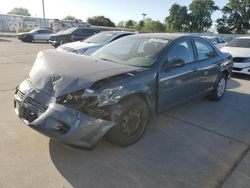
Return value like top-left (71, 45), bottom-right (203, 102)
top-left (84, 32), bottom-right (117, 44)
top-left (62, 28), bottom-right (77, 34)
top-left (227, 39), bottom-right (250, 48)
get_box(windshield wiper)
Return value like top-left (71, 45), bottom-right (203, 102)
top-left (99, 58), bottom-right (117, 63)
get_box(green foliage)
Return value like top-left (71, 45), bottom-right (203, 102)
top-left (87, 16), bottom-right (116, 27)
top-left (189, 0), bottom-right (219, 32)
top-left (216, 15), bottom-right (233, 34)
top-left (125, 20), bottom-right (137, 29)
top-left (165, 4), bottom-right (189, 32)
top-left (117, 21), bottom-right (126, 28)
top-left (63, 15), bottom-right (82, 23)
top-left (143, 18), bottom-right (165, 33)
top-left (116, 19), bottom-right (165, 33)
top-left (8, 7), bottom-right (31, 16)
top-left (217, 0), bottom-right (250, 34)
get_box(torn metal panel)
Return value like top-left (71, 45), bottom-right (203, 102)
top-left (29, 50), bottom-right (141, 97)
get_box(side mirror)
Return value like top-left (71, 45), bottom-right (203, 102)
top-left (163, 58), bottom-right (185, 71)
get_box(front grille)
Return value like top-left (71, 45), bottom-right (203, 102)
top-left (22, 108), bottom-right (38, 123)
top-left (233, 57), bottom-right (247, 63)
top-left (233, 67), bottom-right (243, 71)
top-left (25, 97), bottom-right (48, 113)
top-left (16, 89), bottom-right (25, 101)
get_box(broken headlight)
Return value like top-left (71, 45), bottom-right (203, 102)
top-left (56, 89), bottom-right (101, 110)
top-left (56, 86), bottom-right (122, 109)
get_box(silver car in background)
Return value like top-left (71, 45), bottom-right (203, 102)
top-left (17, 29), bottom-right (53, 42)
top-left (57, 31), bottom-right (135, 55)
top-left (220, 37), bottom-right (250, 76)
top-left (202, 36), bottom-right (227, 49)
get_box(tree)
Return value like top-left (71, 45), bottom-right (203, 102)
top-left (63, 15), bottom-right (76, 21)
top-left (8, 7), bottom-right (31, 16)
top-left (217, 0), bottom-right (250, 34)
top-left (189, 0), bottom-right (219, 32)
top-left (87, 16), bottom-right (115, 27)
top-left (165, 4), bottom-right (189, 32)
top-left (117, 21), bottom-right (126, 28)
top-left (216, 15), bottom-right (232, 34)
top-left (125, 20), bottom-right (137, 29)
top-left (63, 15), bottom-right (82, 23)
top-left (144, 18), bottom-right (165, 33)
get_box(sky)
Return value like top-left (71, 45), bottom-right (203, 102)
top-left (0, 0), bottom-right (228, 24)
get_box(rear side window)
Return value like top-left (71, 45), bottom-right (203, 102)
top-left (194, 40), bottom-right (216, 60)
top-left (38, 30), bottom-right (51, 34)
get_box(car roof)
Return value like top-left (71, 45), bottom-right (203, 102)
top-left (237, 36), bottom-right (250, 39)
top-left (134, 33), bottom-right (199, 40)
top-left (100, 30), bottom-right (135, 35)
top-left (201, 36), bottom-right (218, 39)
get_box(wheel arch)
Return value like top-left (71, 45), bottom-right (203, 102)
top-left (100, 84), bottom-right (155, 115)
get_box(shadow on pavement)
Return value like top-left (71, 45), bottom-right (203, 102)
top-left (232, 73), bottom-right (250, 81)
top-left (0, 38), bottom-right (11, 42)
top-left (227, 79), bottom-right (241, 89)
top-left (49, 90), bottom-right (249, 188)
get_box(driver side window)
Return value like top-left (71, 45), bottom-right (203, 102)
top-left (168, 40), bottom-right (195, 64)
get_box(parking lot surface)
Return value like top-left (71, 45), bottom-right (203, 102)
top-left (0, 38), bottom-right (249, 188)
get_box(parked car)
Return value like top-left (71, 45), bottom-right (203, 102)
top-left (220, 37), bottom-right (250, 76)
top-left (57, 31), bottom-right (135, 55)
top-left (202, 36), bottom-right (226, 49)
top-left (49, 27), bottom-right (101, 47)
top-left (17, 28), bottom-right (53, 42)
top-left (14, 34), bottom-right (232, 149)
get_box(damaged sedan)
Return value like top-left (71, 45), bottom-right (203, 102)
top-left (14, 34), bottom-right (233, 149)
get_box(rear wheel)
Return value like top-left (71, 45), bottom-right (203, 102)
top-left (209, 74), bottom-right (227, 101)
top-left (108, 96), bottom-right (150, 146)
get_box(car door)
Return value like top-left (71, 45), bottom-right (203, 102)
top-left (34, 30), bottom-right (49, 40)
top-left (40, 30), bottom-right (52, 40)
top-left (158, 38), bottom-right (201, 113)
top-left (192, 38), bottom-right (221, 93)
top-left (71, 29), bottom-right (83, 41)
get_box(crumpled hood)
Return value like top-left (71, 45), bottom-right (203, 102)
top-left (220, 47), bottom-right (250, 57)
top-left (57, 41), bottom-right (100, 52)
top-left (29, 49), bottom-right (140, 97)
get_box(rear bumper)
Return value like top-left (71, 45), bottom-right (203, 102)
top-left (14, 80), bottom-right (115, 149)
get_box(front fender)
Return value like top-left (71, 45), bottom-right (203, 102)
top-left (98, 83), bottom-right (155, 113)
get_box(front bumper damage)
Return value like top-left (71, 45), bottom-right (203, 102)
top-left (14, 80), bottom-right (115, 149)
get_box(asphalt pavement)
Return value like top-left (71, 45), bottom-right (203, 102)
top-left (0, 37), bottom-right (249, 188)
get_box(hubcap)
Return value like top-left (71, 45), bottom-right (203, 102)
top-left (217, 77), bottom-right (226, 97)
top-left (121, 109), bottom-right (142, 137)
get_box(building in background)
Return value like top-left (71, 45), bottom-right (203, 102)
top-left (0, 14), bottom-right (50, 32)
top-left (49, 19), bottom-right (90, 32)
top-left (0, 14), bottom-right (89, 32)
top-left (0, 14), bottom-right (135, 33)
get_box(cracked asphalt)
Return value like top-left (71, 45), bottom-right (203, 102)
top-left (0, 38), bottom-right (250, 188)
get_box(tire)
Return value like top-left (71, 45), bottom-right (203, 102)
top-left (209, 74), bottom-right (227, 101)
top-left (60, 39), bottom-right (69, 45)
top-left (24, 35), bottom-right (33, 42)
top-left (107, 96), bottom-right (150, 147)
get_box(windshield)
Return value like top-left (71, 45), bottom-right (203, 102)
top-left (92, 36), bottom-right (170, 67)
top-left (61, 27), bottom-right (77, 34)
top-left (29, 29), bottom-right (39, 33)
top-left (84, 32), bottom-right (118, 44)
top-left (227, 38), bottom-right (250, 48)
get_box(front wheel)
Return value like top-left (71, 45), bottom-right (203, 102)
top-left (209, 74), bottom-right (227, 101)
top-left (107, 96), bottom-right (150, 146)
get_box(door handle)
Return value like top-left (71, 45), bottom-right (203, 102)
top-left (192, 67), bottom-right (198, 72)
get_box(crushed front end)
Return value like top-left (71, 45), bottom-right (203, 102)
top-left (14, 79), bottom-right (115, 149)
